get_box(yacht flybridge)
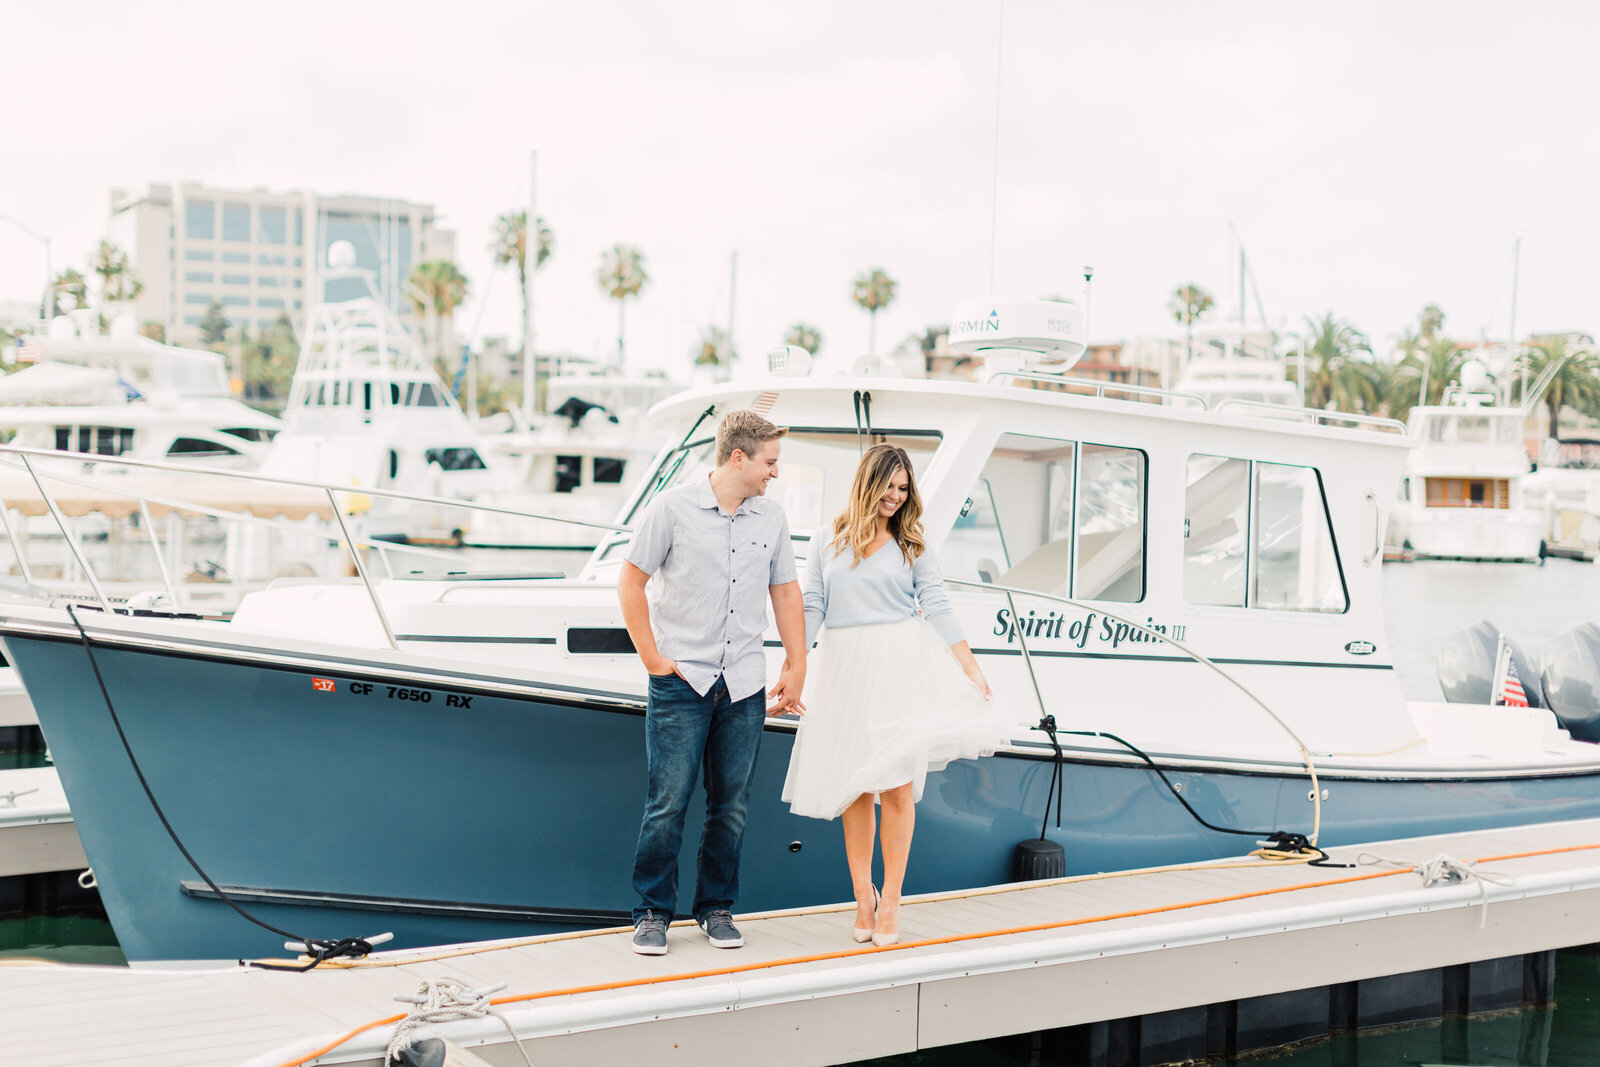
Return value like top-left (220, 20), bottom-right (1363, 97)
top-left (259, 296), bottom-right (495, 542)
top-left (7, 299), bottom-right (1600, 965)
top-left (1391, 363), bottom-right (1544, 563)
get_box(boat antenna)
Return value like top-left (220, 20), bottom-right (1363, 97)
top-left (1509, 234), bottom-right (1522, 405)
top-left (1082, 265), bottom-right (1094, 348)
top-left (986, 0), bottom-right (1005, 296)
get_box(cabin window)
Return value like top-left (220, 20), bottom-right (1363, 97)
top-left (1456, 416), bottom-right (1490, 443)
top-left (1424, 477), bottom-right (1509, 509)
top-left (220, 427), bottom-right (274, 443)
top-left (593, 457), bottom-right (626, 484)
top-left (167, 438), bottom-right (239, 457)
top-left (1184, 454), bottom-right (1347, 613)
top-left (390, 383), bottom-right (402, 405)
top-left (1075, 445), bottom-right (1146, 602)
top-left (415, 384), bottom-right (441, 407)
top-left (1253, 463), bottom-right (1345, 612)
top-left (363, 382), bottom-right (373, 411)
top-left (425, 448), bottom-right (488, 472)
top-left (555, 455), bottom-right (583, 492)
top-left (1183, 455), bottom-right (1249, 607)
top-left (604, 428), bottom-right (943, 562)
top-left (951, 433), bottom-right (1144, 603)
top-left (58, 426), bottom-right (134, 456)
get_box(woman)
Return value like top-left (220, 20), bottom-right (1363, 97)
top-left (781, 443), bottom-right (1006, 946)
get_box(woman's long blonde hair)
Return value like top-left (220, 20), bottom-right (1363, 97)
top-left (830, 443), bottom-right (926, 567)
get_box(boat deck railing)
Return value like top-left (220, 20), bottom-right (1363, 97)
top-left (0, 444), bottom-right (627, 644)
top-left (1213, 399), bottom-right (1408, 435)
top-left (983, 370), bottom-right (1209, 410)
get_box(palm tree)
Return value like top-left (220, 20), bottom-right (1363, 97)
top-left (784, 322), bottom-right (822, 356)
top-left (1167, 283), bottom-right (1214, 363)
top-left (1403, 336), bottom-right (1467, 412)
top-left (51, 268), bottom-right (88, 314)
top-left (693, 325), bottom-right (733, 379)
top-left (407, 260), bottom-right (470, 362)
top-left (1418, 303), bottom-right (1445, 343)
top-left (597, 244), bottom-right (649, 358)
top-left (198, 302), bottom-right (230, 348)
top-left (1296, 311), bottom-right (1375, 413)
top-left (92, 240), bottom-right (143, 310)
top-left (489, 211), bottom-right (553, 334)
top-left (851, 268), bottom-right (897, 352)
top-left (1520, 337), bottom-right (1600, 440)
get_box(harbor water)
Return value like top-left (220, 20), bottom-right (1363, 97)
top-left (6, 556), bottom-right (1600, 1064)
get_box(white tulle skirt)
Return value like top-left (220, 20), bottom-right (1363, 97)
top-left (781, 616), bottom-right (1010, 821)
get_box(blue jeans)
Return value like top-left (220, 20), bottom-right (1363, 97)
top-left (632, 673), bottom-right (766, 923)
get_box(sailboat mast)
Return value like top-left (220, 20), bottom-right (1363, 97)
top-left (524, 150), bottom-right (539, 420)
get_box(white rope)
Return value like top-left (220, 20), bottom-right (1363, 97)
top-left (384, 974), bottom-right (533, 1067)
top-left (1357, 852), bottom-right (1517, 928)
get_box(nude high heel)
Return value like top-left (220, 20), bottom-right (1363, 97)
top-left (852, 885), bottom-right (879, 943)
top-left (871, 897), bottom-right (899, 946)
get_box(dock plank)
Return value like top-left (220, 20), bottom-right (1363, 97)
top-left (10, 817), bottom-right (1600, 1066)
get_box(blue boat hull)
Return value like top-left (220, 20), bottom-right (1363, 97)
top-left (13, 630), bottom-right (1600, 962)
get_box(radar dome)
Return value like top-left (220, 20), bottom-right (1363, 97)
top-left (327, 240), bottom-right (358, 271)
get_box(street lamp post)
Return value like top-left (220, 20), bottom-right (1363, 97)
top-left (0, 215), bottom-right (52, 328)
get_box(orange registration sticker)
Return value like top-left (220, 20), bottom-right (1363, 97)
top-left (312, 678), bottom-right (337, 693)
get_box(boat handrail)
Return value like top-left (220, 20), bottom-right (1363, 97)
top-left (0, 444), bottom-right (632, 534)
top-left (0, 454), bottom-right (490, 578)
top-left (983, 371), bottom-right (1209, 411)
top-left (0, 443), bottom-right (635, 631)
top-left (943, 574), bottom-right (1325, 843)
top-left (1213, 399), bottom-right (1408, 436)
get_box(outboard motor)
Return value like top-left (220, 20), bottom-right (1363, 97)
top-left (1541, 623), bottom-right (1600, 742)
top-left (1437, 620), bottom-right (1545, 708)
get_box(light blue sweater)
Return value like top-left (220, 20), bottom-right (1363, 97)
top-left (803, 529), bottom-right (966, 648)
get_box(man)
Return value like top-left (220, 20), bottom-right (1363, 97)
top-left (618, 409), bottom-right (808, 956)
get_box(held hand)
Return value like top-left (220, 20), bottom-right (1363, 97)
top-left (767, 667), bottom-right (807, 717)
top-left (645, 657), bottom-right (680, 678)
top-left (964, 661), bottom-right (992, 701)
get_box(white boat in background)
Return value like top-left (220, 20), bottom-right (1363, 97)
top-left (1391, 363), bottom-right (1544, 563)
top-left (0, 667), bottom-right (35, 729)
top-left (1525, 438), bottom-right (1600, 562)
top-left (466, 368), bottom-right (674, 550)
top-left (259, 294), bottom-right (496, 544)
top-left (0, 766), bottom-right (85, 880)
top-left (1173, 322), bottom-right (1297, 410)
top-left (0, 316), bottom-right (281, 466)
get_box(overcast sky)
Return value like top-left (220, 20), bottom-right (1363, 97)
top-left (3, 1), bottom-right (1597, 374)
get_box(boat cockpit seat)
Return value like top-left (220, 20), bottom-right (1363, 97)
top-left (996, 537), bottom-right (1073, 597)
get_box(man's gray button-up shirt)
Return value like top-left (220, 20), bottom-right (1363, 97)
top-left (626, 474), bottom-right (798, 701)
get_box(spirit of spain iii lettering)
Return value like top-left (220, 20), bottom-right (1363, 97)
top-left (993, 608), bottom-right (1186, 649)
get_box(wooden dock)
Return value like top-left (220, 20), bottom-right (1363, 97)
top-left (7, 817), bottom-right (1600, 1066)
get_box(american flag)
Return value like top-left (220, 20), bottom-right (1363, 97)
top-left (16, 337), bottom-right (44, 363)
top-left (1502, 656), bottom-right (1530, 708)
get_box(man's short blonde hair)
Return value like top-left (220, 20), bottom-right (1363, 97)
top-left (716, 409), bottom-right (787, 466)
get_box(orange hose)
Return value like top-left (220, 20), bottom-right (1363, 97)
top-left (270, 839), bottom-right (1600, 1066)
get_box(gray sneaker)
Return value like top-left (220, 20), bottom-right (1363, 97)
top-left (698, 909), bottom-right (743, 948)
top-left (632, 914), bottom-right (669, 956)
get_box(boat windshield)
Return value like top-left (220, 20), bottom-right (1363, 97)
top-left (593, 428), bottom-right (943, 564)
